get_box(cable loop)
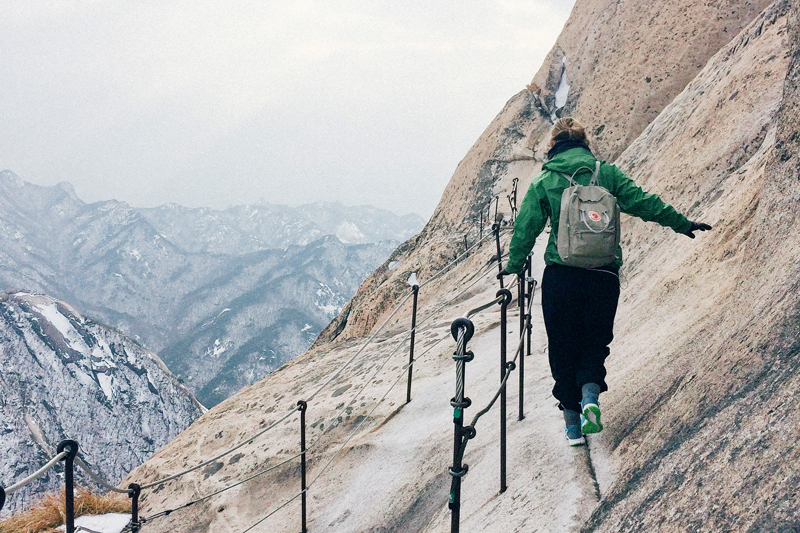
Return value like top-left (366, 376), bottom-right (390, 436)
top-left (449, 464), bottom-right (469, 478)
top-left (496, 288), bottom-right (513, 306)
top-left (462, 426), bottom-right (477, 440)
top-left (450, 397), bottom-right (472, 409)
top-left (452, 350), bottom-right (474, 363)
top-left (450, 319), bottom-right (474, 343)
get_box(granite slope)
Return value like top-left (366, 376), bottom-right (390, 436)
top-left (118, 0), bottom-right (799, 531)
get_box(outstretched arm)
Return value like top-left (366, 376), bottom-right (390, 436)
top-left (610, 165), bottom-right (693, 234)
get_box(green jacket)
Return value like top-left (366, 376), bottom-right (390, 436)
top-left (506, 147), bottom-right (691, 273)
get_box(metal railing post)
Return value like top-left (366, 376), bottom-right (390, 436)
top-left (497, 289), bottom-right (512, 493)
top-left (0, 485), bottom-right (5, 513)
top-left (449, 318), bottom-right (475, 533)
top-left (526, 255), bottom-right (535, 357)
top-left (298, 400), bottom-right (308, 533)
top-left (493, 223), bottom-right (504, 288)
top-left (511, 178), bottom-right (519, 223)
top-left (407, 284), bottom-right (419, 403)
top-left (517, 274), bottom-right (526, 421)
top-left (128, 483), bottom-right (141, 532)
top-left (57, 440), bottom-right (79, 533)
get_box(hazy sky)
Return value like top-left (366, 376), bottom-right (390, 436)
top-left (2, 1), bottom-right (575, 218)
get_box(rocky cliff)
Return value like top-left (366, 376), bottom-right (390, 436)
top-left (0, 291), bottom-right (203, 515)
top-left (112, 0), bottom-right (799, 531)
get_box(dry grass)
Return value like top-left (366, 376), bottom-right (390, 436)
top-left (0, 488), bottom-right (130, 533)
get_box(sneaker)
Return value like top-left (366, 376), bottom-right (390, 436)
top-left (581, 403), bottom-right (603, 434)
top-left (565, 424), bottom-right (586, 446)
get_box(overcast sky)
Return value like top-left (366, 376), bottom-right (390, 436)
top-left (2, 1), bottom-right (575, 218)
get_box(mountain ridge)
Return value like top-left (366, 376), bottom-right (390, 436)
top-left (0, 172), bottom-right (421, 406)
top-left (0, 290), bottom-right (203, 516)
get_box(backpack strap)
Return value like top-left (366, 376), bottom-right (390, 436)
top-left (589, 160), bottom-right (601, 186)
top-left (559, 163), bottom-right (597, 186)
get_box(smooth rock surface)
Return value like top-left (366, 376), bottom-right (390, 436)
top-left (112, 0), bottom-right (800, 531)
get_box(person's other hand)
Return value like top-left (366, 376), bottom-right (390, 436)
top-left (497, 269), bottom-right (512, 280)
top-left (684, 221), bottom-right (712, 238)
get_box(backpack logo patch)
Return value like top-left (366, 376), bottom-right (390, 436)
top-left (587, 211), bottom-right (601, 222)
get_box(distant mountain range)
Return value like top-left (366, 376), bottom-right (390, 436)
top-left (0, 170), bottom-right (424, 406)
top-left (137, 200), bottom-right (424, 253)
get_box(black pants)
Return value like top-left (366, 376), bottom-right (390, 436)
top-left (541, 263), bottom-right (620, 413)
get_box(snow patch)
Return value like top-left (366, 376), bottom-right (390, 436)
top-left (315, 283), bottom-right (342, 317)
top-left (205, 339), bottom-right (231, 359)
top-left (34, 301), bottom-right (79, 344)
top-left (56, 513), bottom-right (131, 533)
top-left (97, 373), bottom-right (115, 400)
top-left (554, 56), bottom-right (570, 110)
top-left (388, 260), bottom-right (400, 270)
top-left (335, 221), bottom-right (367, 244)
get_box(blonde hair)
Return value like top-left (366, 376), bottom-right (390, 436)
top-left (548, 117), bottom-right (589, 149)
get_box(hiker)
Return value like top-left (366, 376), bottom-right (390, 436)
top-left (499, 117), bottom-right (711, 446)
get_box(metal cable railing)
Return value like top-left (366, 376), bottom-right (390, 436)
top-left (139, 403), bottom-right (301, 491)
top-left (447, 257), bottom-right (537, 532)
top-left (240, 334), bottom-right (434, 533)
top-left (235, 247), bottom-right (511, 532)
top-left (75, 457), bottom-right (134, 495)
top-left (2, 219), bottom-right (522, 533)
top-left (127, 228), bottom-right (505, 531)
top-left (4, 451), bottom-right (68, 495)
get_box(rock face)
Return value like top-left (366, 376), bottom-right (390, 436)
top-left (583, 3), bottom-right (800, 530)
top-left (0, 176), bottom-right (421, 405)
top-left (107, 1), bottom-right (800, 532)
top-left (0, 291), bottom-right (203, 515)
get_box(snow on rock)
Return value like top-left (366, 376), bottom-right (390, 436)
top-left (56, 513), bottom-right (131, 533)
top-left (315, 283), bottom-right (344, 318)
top-left (334, 221), bottom-right (368, 244)
top-left (0, 291), bottom-right (203, 516)
top-left (554, 56), bottom-right (571, 110)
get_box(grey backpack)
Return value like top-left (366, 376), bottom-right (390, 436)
top-left (556, 160), bottom-right (620, 268)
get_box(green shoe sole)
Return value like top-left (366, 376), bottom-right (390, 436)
top-left (581, 404), bottom-right (603, 434)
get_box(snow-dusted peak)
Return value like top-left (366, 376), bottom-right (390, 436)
top-left (0, 291), bottom-right (203, 515)
top-left (0, 169), bottom-right (24, 188)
